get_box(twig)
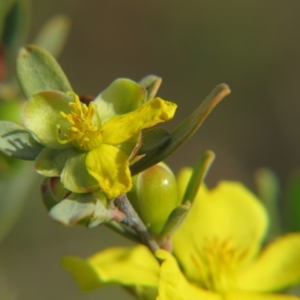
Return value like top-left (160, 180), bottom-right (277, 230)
top-left (114, 194), bottom-right (160, 253)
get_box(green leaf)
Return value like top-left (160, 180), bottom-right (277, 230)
top-left (182, 150), bottom-right (215, 204)
top-left (0, 0), bottom-right (15, 41)
top-left (130, 84), bottom-right (230, 175)
top-left (49, 193), bottom-right (96, 226)
top-left (139, 75), bottom-right (162, 101)
top-left (138, 127), bottom-right (171, 155)
top-left (34, 15), bottom-right (71, 58)
top-left (16, 44), bottom-right (72, 99)
top-left (1, 0), bottom-right (30, 52)
top-left (254, 168), bottom-right (282, 239)
top-left (158, 202), bottom-right (190, 241)
top-left (0, 121), bottom-right (44, 160)
top-left (284, 171), bottom-right (300, 232)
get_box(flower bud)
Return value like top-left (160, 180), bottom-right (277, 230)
top-left (127, 162), bottom-right (179, 235)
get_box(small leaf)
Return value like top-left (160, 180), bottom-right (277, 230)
top-left (130, 84), bottom-right (230, 175)
top-left (139, 75), bottom-right (162, 101)
top-left (17, 44), bottom-right (72, 99)
top-left (182, 150), bottom-right (215, 204)
top-left (0, 121), bottom-right (44, 160)
top-left (159, 201), bottom-right (190, 241)
top-left (49, 193), bottom-right (96, 226)
top-left (284, 170), bottom-right (300, 232)
top-left (34, 15), bottom-right (71, 58)
top-left (254, 168), bottom-right (282, 239)
top-left (138, 127), bottom-right (171, 155)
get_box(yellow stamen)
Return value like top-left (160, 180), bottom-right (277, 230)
top-left (194, 237), bottom-right (248, 293)
top-left (56, 93), bottom-right (103, 151)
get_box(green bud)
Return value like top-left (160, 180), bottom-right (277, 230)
top-left (127, 162), bottom-right (179, 235)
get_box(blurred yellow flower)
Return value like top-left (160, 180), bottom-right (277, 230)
top-left (63, 169), bottom-right (300, 299)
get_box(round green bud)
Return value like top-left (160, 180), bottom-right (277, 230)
top-left (127, 162), bottom-right (179, 235)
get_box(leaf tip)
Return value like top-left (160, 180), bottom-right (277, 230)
top-left (217, 83), bottom-right (231, 96)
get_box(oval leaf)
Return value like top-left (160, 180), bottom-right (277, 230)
top-left (17, 44), bottom-right (72, 99)
top-left (0, 121), bottom-right (44, 160)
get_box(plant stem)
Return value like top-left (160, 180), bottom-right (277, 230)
top-left (114, 194), bottom-right (160, 253)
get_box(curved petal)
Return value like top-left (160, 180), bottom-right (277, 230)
top-left (237, 233), bottom-right (300, 292)
top-left (102, 98), bottom-right (177, 145)
top-left (62, 245), bottom-right (159, 291)
top-left (23, 91), bottom-right (73, 148)
top-left (94, 78), bottom-right (147, 123)
top-left (36, 146), bottom-right (78, 176)
top-left (61, 152), bottom-right (99, 193)
top-left (173, 181), bottom-right (268, 285)
top-left (86, 144), bottom-right (131, 199)
top-left (156, 250), bottom-right (221, 300)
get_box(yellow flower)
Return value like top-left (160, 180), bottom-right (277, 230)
top-left (23, 79), bottom-right (177, 198)
top-left (62, 169), bottom-right (300, 299)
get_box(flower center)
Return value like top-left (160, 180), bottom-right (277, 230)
top-left (194, 237), bottom-right (247, 293)
top-left (57, 93), bottom-right (103, 151)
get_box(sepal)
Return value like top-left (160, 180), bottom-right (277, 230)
top-left (139, 75), bottom-right (162, 101)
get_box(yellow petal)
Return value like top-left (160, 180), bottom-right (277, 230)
top-left (173, 181), bottom-right (268, 285)
top-left (156, 250), bottom-right (221, 300)
top-left (102, 98), bottom-right (177, 145)
top-left (237, 233), bottom-right (300, 292)
top-left (62, 245), bottom-right (159, 291)
top-left (86, 144), bottom-right (131, 199)
top-left (226, 292), bottom-right (300, 300)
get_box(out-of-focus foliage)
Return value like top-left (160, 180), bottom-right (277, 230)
top-left (0, 0), bottom-right (71, 243)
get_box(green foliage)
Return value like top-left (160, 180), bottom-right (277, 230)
top-left (16, 45), bottom-right (72, 99)
top-left (254, 168), bottom-right (282, 240)
top-left (130, 84), bottom-right (230, 176)
top-left (285, 171), bottom-right (300, 232)
top-left (182, 150), bottom-right (215, 205)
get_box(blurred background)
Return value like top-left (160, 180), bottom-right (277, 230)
top-left (1, 0), bottom-right (300, 299)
